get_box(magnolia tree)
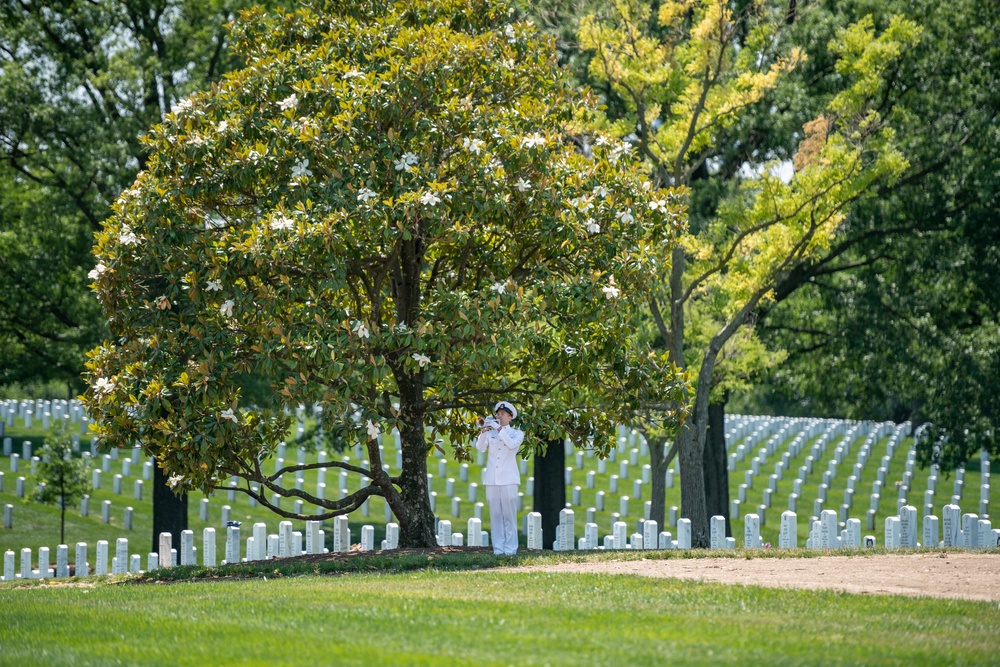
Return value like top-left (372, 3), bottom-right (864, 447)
top-left (579, 0), bottom-right (921, 544)
top-left (82, 0), bottom-right (687, 547)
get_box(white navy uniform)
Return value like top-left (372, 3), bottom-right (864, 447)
top-left (476, 424), bottom-right (524, 555)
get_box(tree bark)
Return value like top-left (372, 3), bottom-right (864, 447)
top-left (704, 398), bottom-right (731, 536)
top-left (152, 462), bottom-right (188, 554)
top-left (533, 437), bottom-right (565, 550)
top-left (647, 437), bottom-right (674, 531)
top-left (676, 421), bottom-right (709, 547)
top-left (392, 420), bottom-right (437, 548)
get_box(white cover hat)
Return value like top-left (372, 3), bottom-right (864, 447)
top-left (494, 401), bottom-right (517, 419)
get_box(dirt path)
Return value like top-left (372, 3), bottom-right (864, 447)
top-left (512, 553), bottom-right (1000, 601)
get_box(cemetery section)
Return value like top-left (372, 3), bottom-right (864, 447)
top-left (1, 399), bottom-right (998, 582)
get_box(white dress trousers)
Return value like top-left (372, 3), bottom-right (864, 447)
top-left (476, 425), bottom-right (524, 555)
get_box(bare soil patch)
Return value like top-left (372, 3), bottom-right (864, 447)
top-left (513, 553), bottom-right (1000, 601)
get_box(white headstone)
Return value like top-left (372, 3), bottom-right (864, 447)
top-left (226, 525), bottom-right (241, 564)
top-left (158, 532), bottom-right (172, 569)
top-left (203, 528), bottom-right (216, 567)
top-left (779, 511), bottom-right (797, 549)
top-left (744, 514), bottom-right (761, 549)
top-left (333, 516), bottom-right (349, 552)
top-left (643, 519), bottom-right (658, 550)
top-left (75, 543), bottom-right (88, 577)
top-left (253, 523), bottom-right (267, 561)
top-left (526, 512), bottom-right (542, 550)
top-left (96, 540), bottom-right (109, 576)
top-left (180, 530), bottom-right (195, 566)
top-left (710, 515), bottom-right (726, 549)
top-left (613, 521), bottom-right (627, 549)
top-left (360, 525), bottom-right (374, 551)
top-left (467, 518), bottom-right (482, 547)
top-left (278, 521), bottom-right (293, 557)
top-left (676, 518), bottom-right (692, 549)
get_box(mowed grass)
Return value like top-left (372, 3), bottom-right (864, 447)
top-left (1, 570), bottom-right (998, 667)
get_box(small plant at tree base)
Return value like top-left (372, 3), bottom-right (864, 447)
top-left (34, 423), bottom-right (92, 545)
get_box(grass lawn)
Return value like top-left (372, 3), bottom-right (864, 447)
top-left (1, 569), bottom-right (998, 666)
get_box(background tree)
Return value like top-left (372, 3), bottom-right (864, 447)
top-left (738, 0), bottom-right (1000, 473)
top-left (82, 0), bottom-right (687, 548)
top-left (0, 0), bottom-right (290, 552)
top-left (33, 423), bottom-right (92, 545)
top-left (577, 0), bottom-right (920, 544)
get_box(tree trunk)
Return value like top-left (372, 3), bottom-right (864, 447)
top-left (60, 505), bottom-right (66, 546)
top-left (152, 462), bottom-right (188, 554)
top-left (676, 420), bottom-right (709, 547)
top-left (647, 437), bottom-right (672, 531)
top-left (392, 409), bottom-right (438, 548)
top-left (704, 397), bottom-right (730, 536)
top-left (533, 437), bottom-right (565, 550)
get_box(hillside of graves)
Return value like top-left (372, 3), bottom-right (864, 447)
top-left (0, 399), bottom-right (997, 581)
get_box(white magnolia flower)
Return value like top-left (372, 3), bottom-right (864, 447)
top-left (564, 346), bottom-right (578, 356)
top-left (594, 135), bottom-right (611, 146)
top-left (167, 474), bottom-right (185, 490)
top-left (291, 159), bottom-right (312, 179)
top-left (277, 93), bottom-right (299, 111)
top-left (119, 225), bottom-right (139, 245)
top-left (521, 133), bottom-right (546, 149)
top-left (269, 214), bottom-right (294, 230)
top-left (463, 137), bottom-right (484, 154)
top-left (592, 185), bottom-right (609, 198)
top-left (88, 261), bottom-right (108, 280)
top-left (170, 98), bottom-right (194, 115)
top-left (206, 279), bottom-right (223, 292)
top-left (514, 178), bottom-right (531, 193)
top-left (585, 219), bottom-right (601, 234)
top-left (505, 23), bottom-right (516, 40)
top-left (412, 352), bottom-right (431, 368)
top-left (220, 408), bottom-right (238, 423)
top-left (155, 295), bottom-right (171, 310)
top-left (394, 152), bottom-right (419, 171)
top-left (490, 282), bottom-right (506, 295)
top-left (216, 120), bottom-right (229, 133)
top-left (93, 377), bottom-right (115, 396)
top-left (648, 199), bottom-right (668, 213)
top-left (602, 277), bottom-right (620, 299)
top-left (353, 320), bottom-right (370, 339)
top-left (568, 196), bottom-right (594, 212)
top-left (641, 180), bottom-right (652, 191)
top-left (186, 135), bottom-right (205, 147)
top-left (366, 420), bottom-right (380, 440)
top-left (420, 191), bottom-right (441, 207)
top-left (220, 299), bottom-right (235, 317)
top-left (357, 187), bottom-right (378, 203)
top-left (343, 70), bottom-right (363, 79)
top-left (616, 209), bottom-right (635, 224)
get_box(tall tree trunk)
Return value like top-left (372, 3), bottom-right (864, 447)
top-left (60, 505), bottom-right (66, 546)
top-left (533, 437), bottom-right (565, 550)
top-left (676, 421), bottom-right (709, 547)
top-left (152, 462), bottom-right (188, 554)
top-left (704, 397), bottom-right (730, 536)
top-left (647, 437), bottom-right (673, 531)
top-left (392, 392), bottom-right (437, 548)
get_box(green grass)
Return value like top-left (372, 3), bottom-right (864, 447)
top-left (0, 568), bottom-right (997, 666)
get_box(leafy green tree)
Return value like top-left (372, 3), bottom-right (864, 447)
top-left (82, 0), bottom-right (687, 547)
top-left (34, 424), bottom-right (92, 545)
top-left (0, 0), bottom-right (280, 389)
top-left (577, 0), bottom-right (920, 544)
top-left (739, 0), bottom-right (1000, 473)
top-left (0, 0), bottom-right (292, 552)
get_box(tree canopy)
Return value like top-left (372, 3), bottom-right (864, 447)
top-left (82, 0), bottom-right (687, 546)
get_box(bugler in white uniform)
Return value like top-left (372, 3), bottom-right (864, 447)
top-left (475, 401), bottom-right (524, 555)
